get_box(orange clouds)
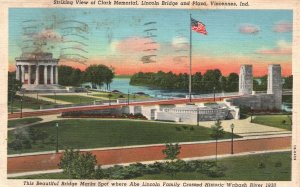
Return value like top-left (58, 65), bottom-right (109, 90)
top-left (273, 21), bottom-right (293, 33)
top-left (239, 24), bottom-right (260, 34)
top-left (255, 40), bottom-right (292, 56)
top-left (9, 55), bottom-right (292, 77)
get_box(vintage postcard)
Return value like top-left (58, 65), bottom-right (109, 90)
top-left (0, 0), bottom-right (299, 186)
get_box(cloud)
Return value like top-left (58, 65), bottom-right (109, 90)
top-left (239, 24), bottom-right (260, 34)
top-left (113, 37), bottom-right (160, 53)
top-left (273, 21), bottom-right (292, 33)
top-left (32, 29), bottom-right (63, 42)
top-left (256, 40), bottom-right (292, 55)
top-left (172, 36), bottom-right (189, 49)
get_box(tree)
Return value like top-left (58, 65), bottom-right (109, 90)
top-left (8, 71), bottom-right (22, 102)
top-left (102, 66), bottom-right (114, 90)
top-left (84, 65), bottom-right (114, 89)
top-left (283, 75), bottom-right (293, 89)
top-left (226, 73), bottom-right (239, 92)
top-left (59, 149), bottom-right (99, 179)
top-left (162, 143), bottom-right (181, 161)
top-left (58, 66), bottom-right (83, 86)
top-left (210, 120), bottom-right (225, 162)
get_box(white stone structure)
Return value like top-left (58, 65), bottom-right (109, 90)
top-left (230, 64), bottom-right (282, 110)
top-left (15, 53), bottom-right (59, 91)
top-left (239, 65), bottom-right (253, 95)
top-left (267, 64), bottom-right (282, 109)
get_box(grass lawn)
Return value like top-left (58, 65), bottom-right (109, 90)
top-left (8, 95), bottom-right (54, 110)
top-left (137, 151), bottom-right (291, 181)
top-left (43, 95), bottom-right (97, 104)
top-left (13, 151), bottom-right (291, 181)
top-left (91, 92), bottom-right (150, 100)
top-left (252, 115), bottom-right (292, 131)
top-left (8, 119), bottom-right (240, 154)
top-left (8, 117), bottom-right (43, 128)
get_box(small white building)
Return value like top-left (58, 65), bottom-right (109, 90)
top-left (15, 53), bottom-right (63, 92)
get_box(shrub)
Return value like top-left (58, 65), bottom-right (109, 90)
top-left (182, 126), bottom-right (188, 130)
top-left (58, 149), bottom-right (98, 179)
top-left (275, 160), bottom-right (282, 167)
top-left (206, 165), bottom-right (226, 178)
top-left (258, 162), bottom-right (266, 169)
top-left (175, 127), bottom-right (181, 131)
top-left (162, 143), bottom-right (181, 161)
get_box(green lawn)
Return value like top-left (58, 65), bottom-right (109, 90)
top-left (252, 115), bottom-right (292, 131)
top-left (91, 92), bottom-right (150, 100)
top-left (137, 151), bottom-right (291, 181)
top-left (8, 117), bottom-right (43, 128)
top-left (43, 95), bottom-right (97, 104)
top-left (8, 95), bottom-right (54, 110)
top-left (8, 119), bottom-right (240, 154)
top-left (13, 151), bottom-right (291, 181)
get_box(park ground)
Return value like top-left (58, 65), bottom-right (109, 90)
top-left (7, 114), bottom-right (291, 155)
top-left (11, 151), bottom-right (291, 181)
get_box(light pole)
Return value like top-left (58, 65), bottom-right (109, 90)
top-left (127, 89), bottom-right (130, 105)
top-left (108, 94), bottom-right (112, 106)
top-left (230, 123), bottom-right (234, 154)
top-left (10, 77), bottom-right (15, 114)
top-left (213, 86), bottom-right (216, 102)
top-left (250, 107), bottom-right (253, 123)
top-left (197, 107), bottom-right (199, 126)
top-left (20, 94), bottom-right (23, 118)
top-left (54, 91), bottom-right (57, 104)
top-left (56, 122), bottom-right (59, 153)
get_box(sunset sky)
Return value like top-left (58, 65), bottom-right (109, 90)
top-left (9, 9), bottom-right (292, 76)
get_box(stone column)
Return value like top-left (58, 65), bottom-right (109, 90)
top-left (21, 65), bottom-right (25, 83)
top-left (50, 65), bottom-right (54, 84)
top-left (44, 65), bottom-right (48, 85)
top-left (28, 65), bottom-right (32, 85)
top-left (55, 66), bottom-right (58, 84)
top-left (16, 65), bottom-right (20, 80)
top-left (35, 65), bottom-right (39, 85)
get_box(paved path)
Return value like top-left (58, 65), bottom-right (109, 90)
top-left (7, 135), bottom-right (291, 174)
top-left (195, 116), bottom-right (291, 137)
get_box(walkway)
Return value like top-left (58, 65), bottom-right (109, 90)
top-left (7, 134), bottom-right (291, 174)
top-left (8, 149), bottom-right (290, 178)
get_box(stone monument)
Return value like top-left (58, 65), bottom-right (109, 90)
top-left (239, 64), bottom-right (253, 95)
top-left (267, 64), bottom-right (282, 109)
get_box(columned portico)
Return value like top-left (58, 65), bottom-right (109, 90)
top-left (21, 65), bottom-right (25, 83)
top-left (50, 65), bottom-right (54, 84)
top-left (55, 66), bottom-right (58, 84)
top-left (28, 65), bottom-right (32, 85)
top-left (15, 53), bottom-right (60, 90)
top-left (35, 65), bottom-right (39, 85)
top-left (44, 65), bottom-right (48, 85)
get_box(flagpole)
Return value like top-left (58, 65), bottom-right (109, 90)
top-left (189, 13), bottom-right (192, 103)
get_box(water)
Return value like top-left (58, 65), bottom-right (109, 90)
top-left (110, 78), bottom-right (188, 98)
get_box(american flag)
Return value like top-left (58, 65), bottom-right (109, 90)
top-left (191, 18), bottom-right (207, 35)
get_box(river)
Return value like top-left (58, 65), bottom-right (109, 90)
top-left (110, 78), bottom-right (188, 98)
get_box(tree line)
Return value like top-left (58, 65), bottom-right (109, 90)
top-left (130, 70), bottom-right (239, 93)
top-left (130, 70), bottom-right (293, 93)
top-left (58, 64), bottom-right (114, 89)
